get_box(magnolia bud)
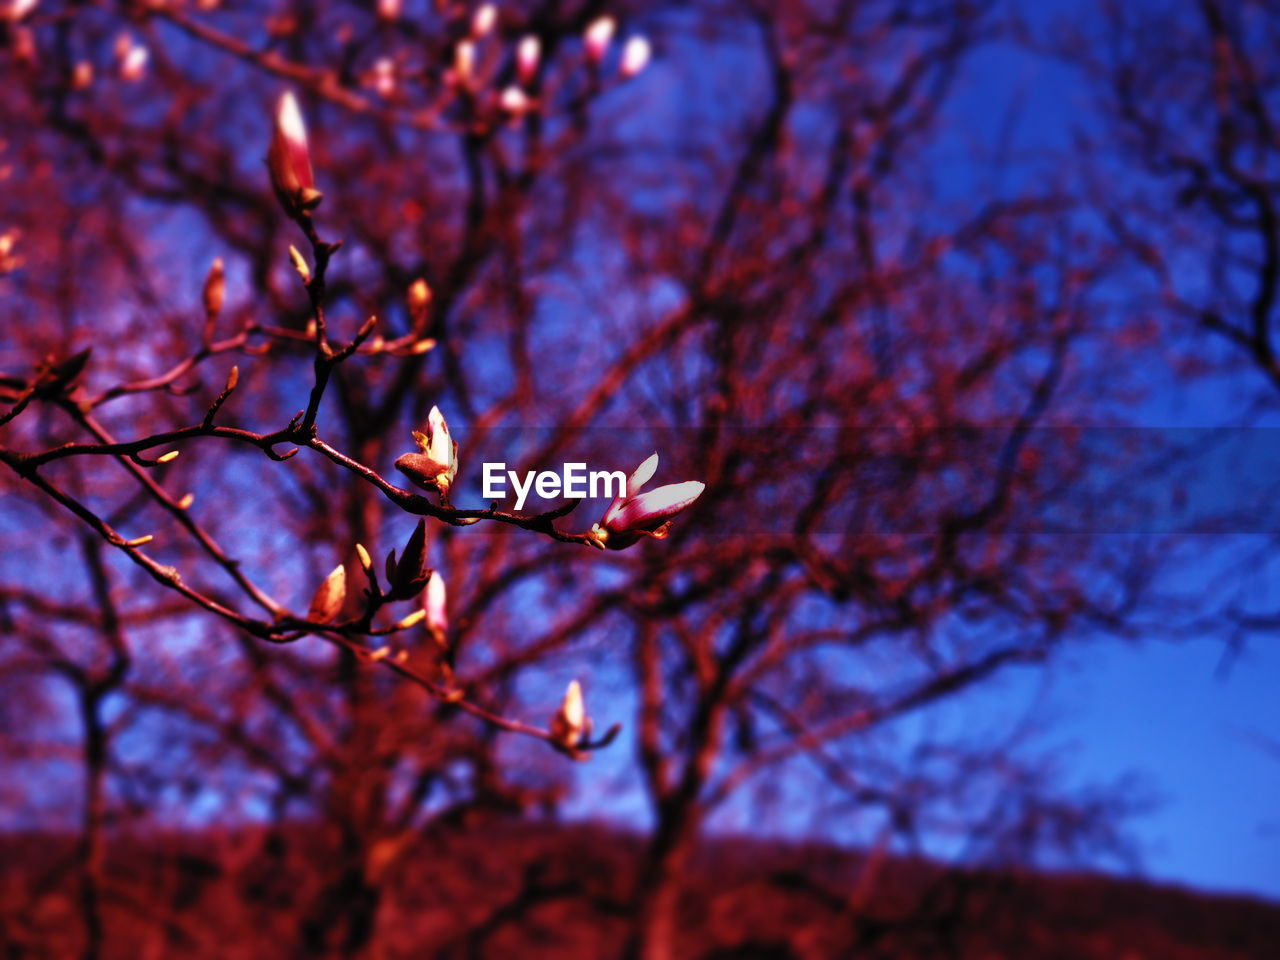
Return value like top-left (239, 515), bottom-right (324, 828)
top-left (583, 16), bottom-right (615, 64)
top-left (499, 85), bottom-right (530, 115)
top-left (72, 61), bottom-right (93, 89)
top-left (551, 680), bottom-right (588, 750)
top-left (372, 57), bottom-right (396, 98)
top-left (408, 278), bottom-right (432, 329)
top-left (516, 34), bottom-right (540, 85)
top-left (288, 244), bottom-right (311, 282)
top-left (454, 40), bottom-right (475, 83)
top-left (471, 2), bottom-right (496, 37)
top-left (620, 36), bottom-right (651, 78)
top-left (120, 44), bottom-right (148, 83)
top-left (355, 542), bottom-right (373, 574)
top-left (308, 564), bottom-right (347, 622)
top-left (424, 570), bottom-right (447, 640)
top-left (4, 0), bottom-right (37, 23)
top-left (203, 257), bottom-right (225, 319)
top-left (268, 92), bottom-right (320, 218)
top-left (395, 609), bottom-right (426, 630)
top-left (385, 520), bottom-right (429, 600)
top-left (408, 278), bottom-right (431, 310)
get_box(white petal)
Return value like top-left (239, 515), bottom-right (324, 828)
top-left (277, 91), bottom-right (308, 149)
top-left (427, 406), bottom-right (451, 462)
top-left (611, 480), bottom-right (704, 531)
top-left (562, 679), bottom-right (584, 728)
top-left (628, 452), bottom-right (659, 497)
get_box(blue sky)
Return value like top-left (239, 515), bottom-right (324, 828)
top-left (889, 0), bottom-right (1280, 900)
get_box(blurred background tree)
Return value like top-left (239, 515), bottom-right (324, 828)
top-left (1, 1), bottom-right (1272, 958)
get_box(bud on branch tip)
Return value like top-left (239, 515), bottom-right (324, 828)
top-left (288, 245), bottom-right (311, 282)
top-left (551, 679), bottom-right (589, 751)
top-left (621, 36), bottom-right (651, 78)
top-left (268, 91), bottom-right (321, 218)
top-left (308, 564), bottom-right (347, 622)
top-left (425, 570), bottom-right (447, 641)
top-left (203, 257), bottom-right (225, 319)
top-left (516, 35), bottom-right (540, 85)
top-left (584, 17), bottom-right (615, 64)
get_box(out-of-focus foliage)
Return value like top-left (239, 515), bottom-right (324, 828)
top-left (0, 0), bottom-right (1258, 957)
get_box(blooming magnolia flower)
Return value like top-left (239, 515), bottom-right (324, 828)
top-left (550, 680), bottom-right (588, 750)
top-left (395, 405), bottom-right (458, 498)
top-left (620, 36), bottom-right (651, 78)
top-left (516, 35), bottom-right (540, 84)
top-left (589, 452), bottom-right (704, 549)
top-left (583, 16), bottom-right (615, 64)
top-left (424, 570), bottom-right (447, 641)
top-left (267, 92), bottom-right (320, 217)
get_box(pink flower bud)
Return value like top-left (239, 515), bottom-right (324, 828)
top-left (592, 453), bottom-right (704, 549)
top-left (583, 16), bottom-right (615, 64)
top-left (373, 57), bottom-right (395, 98)
top-left (499, 85), bottom-right (530, 114)
top-left (308, 564), bottom-right (347, 623)
top-left (120, 44), bottom-right (148, 83)
top-left (620, 36), bottom-right (650, 78)
top-left (377, 0), bottom-right (401, 21)
top-left (516, 35), bottom-right (540, 84)
top-left (454, 39), bottom-right (475, 83)
top-left (5, 0), bottom-right (37, 23)
top-left (203, 257), bottom-right (225, 319)
top-left (424, 570), bottom-right (447, 637)
top-left (471, 2), bottom-right (497, 37)
top-left (551, 680), bottom-right (588, 750)
top-left (268, 92), bottom-right (320, 217)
